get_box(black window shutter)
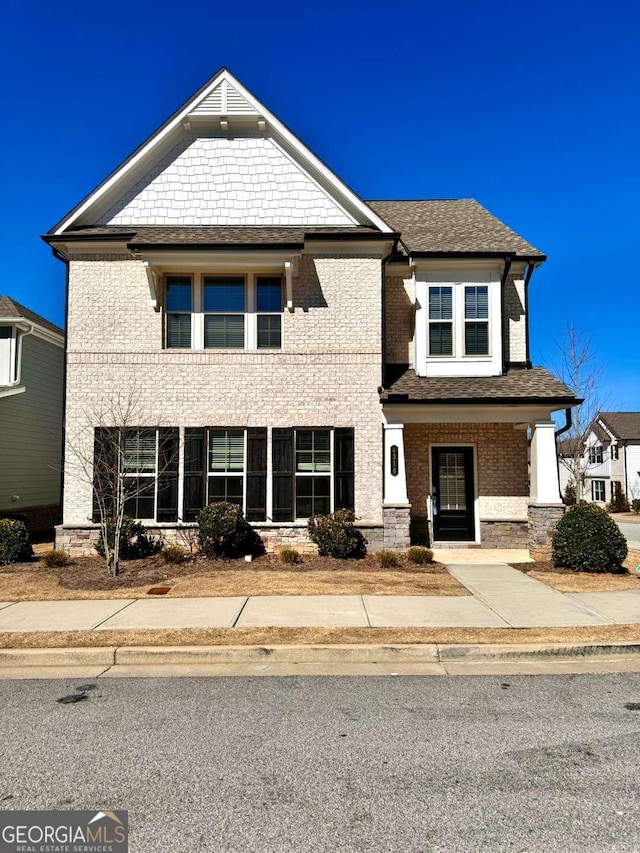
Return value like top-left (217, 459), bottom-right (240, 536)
top-left (334, 427), bottom-right (355, 510)
top-left (246, 427), bottom-right (267, 521)
top-left (92, 427), bottom-right (117, 522)
top-left (156, 427), bottom-right (179, 522)
top-left (184, 428), bottom-right (206, 521)
top-left (272, 428), bottom-right (294, 522)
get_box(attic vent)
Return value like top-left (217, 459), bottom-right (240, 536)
top-left (226, 85), bottom-right (257, 114)
top-left (189, 80), bottom-right (258, 116)
top-left (191, 86), bottom-right (223, 115)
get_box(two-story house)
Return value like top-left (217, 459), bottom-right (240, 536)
top-left (0, 296), bottom-right (64, 533)
top-left (558, 412), bottom-right (640, 505)
top-left (43, 68), bottom-right (576, 555)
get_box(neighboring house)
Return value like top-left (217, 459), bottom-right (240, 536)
top-left (558, 412), bottom-right (640, 505)
top-left (0, 296), bottom-right (64, 533)
top-left (43, 68), bottom-right (577, 555)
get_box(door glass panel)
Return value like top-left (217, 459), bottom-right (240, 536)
top-left (438, 452), bottom-right (467, 510)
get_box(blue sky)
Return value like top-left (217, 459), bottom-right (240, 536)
top-left (2, 0), bottom-right (638, 406)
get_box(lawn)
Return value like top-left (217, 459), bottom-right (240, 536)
top-left (510, 547), bottom-right (640, 593)
top-left (0, 552), bottom-right (469, 601)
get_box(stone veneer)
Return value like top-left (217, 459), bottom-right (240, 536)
top-left (528, 504), bottom-right (566, 552)
top-left (383, 505), bottom-right (411, 550)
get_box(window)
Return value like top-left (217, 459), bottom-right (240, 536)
top-left (295, 429), bottom-right (331, 517)
top-left (257, 276), bottom-right (282, 348)
top-left (122, 429), bottom-right (158, 520)
top-left (207, 429), bottom-right (245, 506)
top-left (0, 326), bottom-right (16, 385)
top-left (464, 286), bottom-right (489, 356)
top-left (165, 277), bottom-right (192, 348)
top-left (204, 276), bottom-right (245, 348)
top-left (592, 480), bottom-right (606, 502)
top-left (589, 446), bottom-right (603, 464)
top-left (611, 444), bottom-right (619, 460)
top-left (428, 287), bottom-right (453, 356)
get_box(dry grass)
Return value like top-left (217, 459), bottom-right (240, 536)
top-left (2, 624), bottom-right (640, 650)
top-left (0, 553), bottom-right (467, 601)
top-left (511, 554), bottom-right (640, 593)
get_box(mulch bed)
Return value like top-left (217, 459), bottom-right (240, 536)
top-left (4, 552), bottom-right (447, 592)
top-left (510, 560), bottom-right (630, 576)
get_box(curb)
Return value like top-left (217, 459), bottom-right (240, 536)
top-left (2, 642), bottom-right (640, 669)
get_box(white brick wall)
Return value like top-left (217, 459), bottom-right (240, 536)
top-left (97, 135), bottom-right (353, 226)
top-left (63, 254), bottom-right (383, 525)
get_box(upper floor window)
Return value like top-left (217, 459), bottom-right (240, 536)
top-left (0, 326), bottom-right (17, 385)
top-left (166, 277), bottom-right (192, 349)
top-left (611, 444), bottom-right (619, 460)
top-left (426, 283), bottom-right (491, 360)
top-left (164, 273), bottom-right (283, 351)
top-left (589, 446), bottom-right (603, 465)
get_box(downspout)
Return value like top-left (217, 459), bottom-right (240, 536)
top-left (523, 261), bottom-right (537, 369)
top-left (555, 407), bottom-right (572, 438)
top-left (380, 238), bottom-right (399, 389)
top-left (500, 256), bottom-right (512, 373)
top-left (52, 246), bottom-right (69, 532)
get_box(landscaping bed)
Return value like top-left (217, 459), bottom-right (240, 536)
top-left (0, 552), bottom-right (468, 601)
top-left (510, 549), bottom-right (640, 593)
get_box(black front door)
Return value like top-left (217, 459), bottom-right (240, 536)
top-left (431, 447), bottom-right (475, 542)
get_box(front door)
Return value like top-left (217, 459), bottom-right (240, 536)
top-left (431, 447), bottom-right (475, 542)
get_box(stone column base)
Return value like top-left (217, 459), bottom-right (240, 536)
top-left (383, 504), bottom-right (411, 550)
top-left (528, 503), bottom-right (565, 555)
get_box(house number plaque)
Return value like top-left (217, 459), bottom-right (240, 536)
top-left (390, 445), bottom-right (399, 477)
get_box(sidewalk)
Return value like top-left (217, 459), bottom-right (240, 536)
top-left (0, 563), bottom-right (638, 632)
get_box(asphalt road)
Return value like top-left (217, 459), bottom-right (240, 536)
top-left (1, 675), bottom-right (640, 852)
top-left (617, 521), bottom-right (640, 548)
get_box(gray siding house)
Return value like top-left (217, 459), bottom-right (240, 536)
top-left (0, 297), bottom-right (64, 533)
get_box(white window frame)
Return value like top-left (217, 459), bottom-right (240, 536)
top-left (589, 446), bottom-right (604, 465)
top-left (463, 285), bottom-right (490, 357)
top-left (163, 272), bottom-right (284, 352)
top-left (0, 325), bottom-right (18, 385)
top-left (592, 479), bottom-right (606, 502)
top-left (206, 428), bottom-right (247, 513)
top-left (427, 286), bottom-right (454, 358)
top-left (294, 428), bottom-right (334, 520)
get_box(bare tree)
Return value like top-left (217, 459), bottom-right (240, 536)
top-left (64, 390), bottom-right (179, 576)
top-left (552, 325), bottom-right (609, 502)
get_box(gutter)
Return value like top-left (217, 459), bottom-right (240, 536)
top-left (523, 261), bottom-right (538, 368)
top-left (555, 407), bottom-right (573, 437)
top-left (382, 395), bottom-right (582, 406)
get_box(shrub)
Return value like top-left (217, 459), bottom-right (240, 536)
top-left (376, 549), bottom-right (399, 568)
top-left (632, 499), bottom-right (640, 514)
top-left (552, 504), bottom-right (628, 572)
top-left (96, 516), bottom-right (161, 560)
top-left (160, 544), bottom-right (188, 564)
top-left (307, 509), bottom-right (366, 559)
top-left (197, 502), bottom-right (264, 559)
top-left (607, 482), bottom-right (630, 513)
top-left (41, 549), bottom-right (70, 568)
top-left (0, 519), bottom-right (31, 565)
top-left (563, 481), bottom-right (577, 506)
top-left (278, 548), bottom-right (301, 565)
top-left (407, 546), bottom-right (434, 565)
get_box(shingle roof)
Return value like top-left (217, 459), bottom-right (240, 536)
top-left (380, 367), bottom-right (576, 404)
top-left (598, 412), bottom-right (640, 440)
top-left (0, 296), bottom-right (63, 337)
top-left (50, 225), bottom-right (384, 246)
top-left (366, 199), bottom-right (544, 258)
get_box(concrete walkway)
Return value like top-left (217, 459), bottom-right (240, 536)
top-left (0, 563), bottom-right (638, 631)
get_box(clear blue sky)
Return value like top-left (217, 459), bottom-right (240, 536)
top-left (2, 0), bottom-right (638, 406)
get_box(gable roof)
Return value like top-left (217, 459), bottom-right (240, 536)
top-left (0, 296), bottom-right (63, 337)
top-left (597, 412), bottom-right (640, 440)
top-left (48, 68), bottom-right (392, 236)
top-left (368, 199), bottom-right (544, 259)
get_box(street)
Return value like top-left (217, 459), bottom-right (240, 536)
top-left (1, 674), bottom-right (640, 852)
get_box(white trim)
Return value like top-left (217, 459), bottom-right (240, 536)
top-left (0, 385), bottom-right (25, 399)
top-left (0, 318), bottom-right (64, 348)
top-left (54, 69), bottom-right (392, 235)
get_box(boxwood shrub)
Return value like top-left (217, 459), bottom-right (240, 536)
top-left (0, 519), bottom-right (31, 565)
top-left (552, 504), bottom-right (628, 572)
top-left (96, 516), bottom-right (161, 560)
top-left (307, 509), bottom-right (366, 559)
top-left (197, 502), bottom-right (264, 558)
